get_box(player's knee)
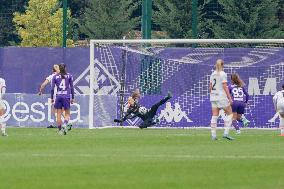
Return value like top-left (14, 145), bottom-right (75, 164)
top-left (224, 114), bottom-right (233, 127)
top-left (225, 114), bottom-right (233, 121)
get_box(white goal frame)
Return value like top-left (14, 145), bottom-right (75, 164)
top-left (89, 39), bottom-right (284, 129)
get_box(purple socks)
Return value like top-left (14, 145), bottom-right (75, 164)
top-left (232, 120), bottom-right (240, 131)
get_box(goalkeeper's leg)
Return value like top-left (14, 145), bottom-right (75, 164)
top-left (149, 91), bottom-right (172, 116)
top-left (138, 119), bottom-right (156, 129)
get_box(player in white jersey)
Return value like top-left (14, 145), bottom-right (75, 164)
top-left (0, 78), bottom-right (7, 136)
top-left (38, 64), bottom-right (60, 95)
top-left (272, 84), bottom-right (284, 136)
top-left (209, 59), bottom-right (234, 140)
top-left (38, 65), bottom-right (63, 128)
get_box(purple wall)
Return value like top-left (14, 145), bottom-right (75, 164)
top-left (0, 47), bottom-right (283, 128)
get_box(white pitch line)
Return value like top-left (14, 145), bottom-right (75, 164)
top-left (142, 155), bottom-right (284, 160)
top-left (27, 154), bottom-right (284, 160)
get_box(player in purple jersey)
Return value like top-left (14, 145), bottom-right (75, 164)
top-left (229, 73), bottom-right (250, 134)
top-left (51, 64), bottom-right (75, 135)
top-left (39, 65), bottom-right (72, 129)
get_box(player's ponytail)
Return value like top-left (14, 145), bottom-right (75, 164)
top-left (231, 73), bottom-right (244, 87)
top-left (59, 64), bottom-right (67, 79)
top-left (215, 59), bottom-right (224, 73)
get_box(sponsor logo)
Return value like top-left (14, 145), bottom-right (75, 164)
top-left (74, 59), bottom-right (120, 95)
top-left (158, 102), bottom-right (192, 123)
top-left (1, 98), bottom-right (83, 124)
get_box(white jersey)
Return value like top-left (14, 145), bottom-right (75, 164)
top-left (210, 71), bottom-right (228, 101)
top-left (46, 73), bottom-right (56, 84)
top-left (46, 73), bottom-right (57, 94)
top-left (273, 90), bottom-right (284, 112)
top-left (0, 78), bottom-right (6, 100)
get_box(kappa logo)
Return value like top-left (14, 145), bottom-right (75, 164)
top-left (158, 102), bottom-right (193, 123)
top-left (73, 59), bottom-right (120, 95)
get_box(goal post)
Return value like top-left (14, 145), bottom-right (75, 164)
top-left (89, 39), bottom-right (284, 129)
top-left (89, 41), bottom-right (95, 129)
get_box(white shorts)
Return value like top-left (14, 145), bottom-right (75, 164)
top-left (0, 100), bottom-right (6, 110)
top-left (211, 99), bottom-right (230, 109)
top-left (277, 100), bottom-right (284, 113)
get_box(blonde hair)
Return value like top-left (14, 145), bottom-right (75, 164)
top-left (53, 64), bottom-right (60, 73)
top-left (231, 73), bottom-right (244, 87)
top-left (127, 96), bottom-right (135, 105)
top-left (215, 59), bottom-right (224, 72)
top-left (131, 89), bottom-right (141, 101)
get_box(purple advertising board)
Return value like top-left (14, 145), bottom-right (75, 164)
top-left (0, 47), bottom-right (283, 128)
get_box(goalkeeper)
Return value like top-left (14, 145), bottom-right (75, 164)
top-left (114, 91), bottom-right (172, 128)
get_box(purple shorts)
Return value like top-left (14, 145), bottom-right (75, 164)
top-left (54, 96), bottom-right (70, 110)
top-left (232, 101), bottom-right (246, 114)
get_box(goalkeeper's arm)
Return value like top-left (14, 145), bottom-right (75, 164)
top-left (114, 110), bottom-right (138, 123)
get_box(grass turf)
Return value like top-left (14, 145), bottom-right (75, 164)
top-left (0, 128), bottom-right (284, 189)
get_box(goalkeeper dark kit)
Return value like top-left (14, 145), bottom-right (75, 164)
top-left (114, 92), bottom-right (172, 128)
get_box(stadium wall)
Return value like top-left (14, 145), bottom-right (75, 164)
top-left (0, 47), bottom-right (283, 128)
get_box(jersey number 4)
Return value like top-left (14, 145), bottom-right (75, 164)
top-left (59, 79), bottom-right (66, 90)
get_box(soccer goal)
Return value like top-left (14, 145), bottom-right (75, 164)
top-left (89, 39), bottom-right (284, 129)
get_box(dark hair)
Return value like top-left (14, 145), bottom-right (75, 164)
top-left (59, 64), bottom-right (67, 79)
top-left (282, 84), bottom-right (284, 90)
top-left (231, 73), bottom-right (244, 87)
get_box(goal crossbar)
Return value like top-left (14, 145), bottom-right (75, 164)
top-left (90, 38), bottom-right (284, 45)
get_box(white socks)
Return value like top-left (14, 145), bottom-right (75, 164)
top-left (211, 114), bottom-right (232, 137)
top-left (281, 128), bottom-right (284, 135)
top-left (211, 116), bottom-right (218, 138)
top-left (279, 117), bottom-right (284, 135)
top-left (224, 114), bottom-right (233, 136)
top-left (0, 117), bottom-right (6, 135)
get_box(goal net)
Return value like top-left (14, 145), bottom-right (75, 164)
top-left (89, 39), bottom-right (284, 129)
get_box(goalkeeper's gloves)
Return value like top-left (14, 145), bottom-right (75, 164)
top-left (114, 119), bottom-right (122, 123)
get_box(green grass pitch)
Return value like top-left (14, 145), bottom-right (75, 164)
top-left (0, 128), bottom-right (284, 189)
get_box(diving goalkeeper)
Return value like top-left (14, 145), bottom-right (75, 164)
top-left (114, 91), bottom-right (172, 128)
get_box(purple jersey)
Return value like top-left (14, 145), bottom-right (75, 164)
top-left (51, 73), bottom-right (74, 100)
top-left (229, 84), bottom-right (249, 103)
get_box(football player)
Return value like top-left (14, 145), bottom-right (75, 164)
top-left (114, 91), bottom-right (172, 129)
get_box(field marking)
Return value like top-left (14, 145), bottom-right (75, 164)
top-left (7, 127), bottom-right (280, 130)
top-left (142, 155), bottom-right (284, 160)
top-left (26, 154), bottom-right (284, 160)
top-left (5, 132), bottom-right (281, 138)
top-left (92, 126), bottom-right (280, 130)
